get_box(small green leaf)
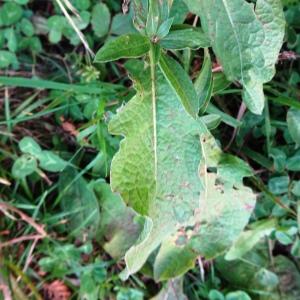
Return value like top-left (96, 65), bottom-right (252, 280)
top-left (268, 176), bottom-right (290, 195)
top-left (111, 13), bottom-right (137, 35)
top-left (270, 148), bottom-right (287, 172)
top-left (292, 181), bottom-right (300, 197)
top-left (19, 36), bottom-right (43, 53)
top-left (116, 288), bottom-right (144, 300)
top-left (0, 2), bottom-right (23, 26)
top-left (159, 53), bottom-right (199, 118)
top-left (12, 155), bottom-right (37, 179)
top-left (91, 3), bottom-right (111, 38)
top-left (287, 108), bottom-right (300, 147)
top-left (4, 28), bottom-right (18, 53)
top-left (160, 25), bottom-right (210, 50)
top-left (206, 104), bottom-right (242, 128)
top-left (208, 290), bottom-right (225, 300)
top-left (73, 0), bottom-right (90, 11)
top-left (291, 237), bottom-right (300, 257)
top-left (286, 150), bottom-right (300, 171)
top-left (156, 18), bottom-right (174, 40)
top-left (200, 114), bottom-right (221, 130)
top-left (38, 243), bottom-right (94, 277)
top-left (47, 15), bottom-right (66, 30)
top-left (14, 0), bottom-right (29, 4)
top-left (37, 150), bottom-right (68, 172)
top-left (59, 167), bottom-right (100, 239)
top-left (47, 15), bottom-right (66, 44)
top-left (194, 50), bottom-right (213, 113)
top-left (225, 291), bottom-right (251, 300)
top-left (212, 73), bottom-right (231, 95)
top-left (19, 137), bottom-right (42, 156)
top-left (49, 29), bottom-right (62, 44)
top-left (94, 34), bottom-right (150, 63)
top-left (0, 51), bottom-right (18, 68)
top-left (275, 231), bottom-right (293, 245)
top-left (146, 0), bottom-right (160, 37)
top-left (20, 18), bottom-right (35, 37)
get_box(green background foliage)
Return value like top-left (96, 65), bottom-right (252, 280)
top-left (0, 0), bottom-right (300, 299)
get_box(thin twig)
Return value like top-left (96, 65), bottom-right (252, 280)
top-left (55, 0), bottom-right (94, 57)
top-left (224, 102), bottom-right (246, 151)
top-left (61, 0), bottom-right (80, 18)
top-left (192, 15), bottom-right (199, 27)
top-left (250, 177), bottom-right (297, 217)
top-left (0, 202), bottom-right (47, 236)
top-left (22, 238), bottom-right (39, 274)
top-left (0, 284), bottom-right (12, 300)
top-left (197, 256), bottom-right (205, 282)
top-left (0, 202), bottom-right (47, 249)
top-left (0, 235), bottom-right (45, 249)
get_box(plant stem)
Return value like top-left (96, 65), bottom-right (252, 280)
top-left (149, 43), bottom-right (158, 179)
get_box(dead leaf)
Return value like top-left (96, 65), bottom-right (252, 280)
top-left (43, 280), bottom-right (71, 300)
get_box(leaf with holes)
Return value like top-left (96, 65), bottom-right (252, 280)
top-left (106, 46), bottom-right (256, 279)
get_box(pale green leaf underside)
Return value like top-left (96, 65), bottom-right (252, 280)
top-left (109, 58), bottom-right (256, 280)
top-left (185, 0), bottom-right (285, 114)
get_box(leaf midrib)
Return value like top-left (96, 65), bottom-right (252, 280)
top-left (221, 0), bottom-right (244, 83)
top-left (149, 44), bottom-right (158, 181)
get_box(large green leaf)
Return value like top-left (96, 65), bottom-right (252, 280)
top-left (108, 49), bottom-right (256, 280)
top-left (184, 0), bottom-right (285, 114)
top-left (109, 59), bottom-right (204, 278)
